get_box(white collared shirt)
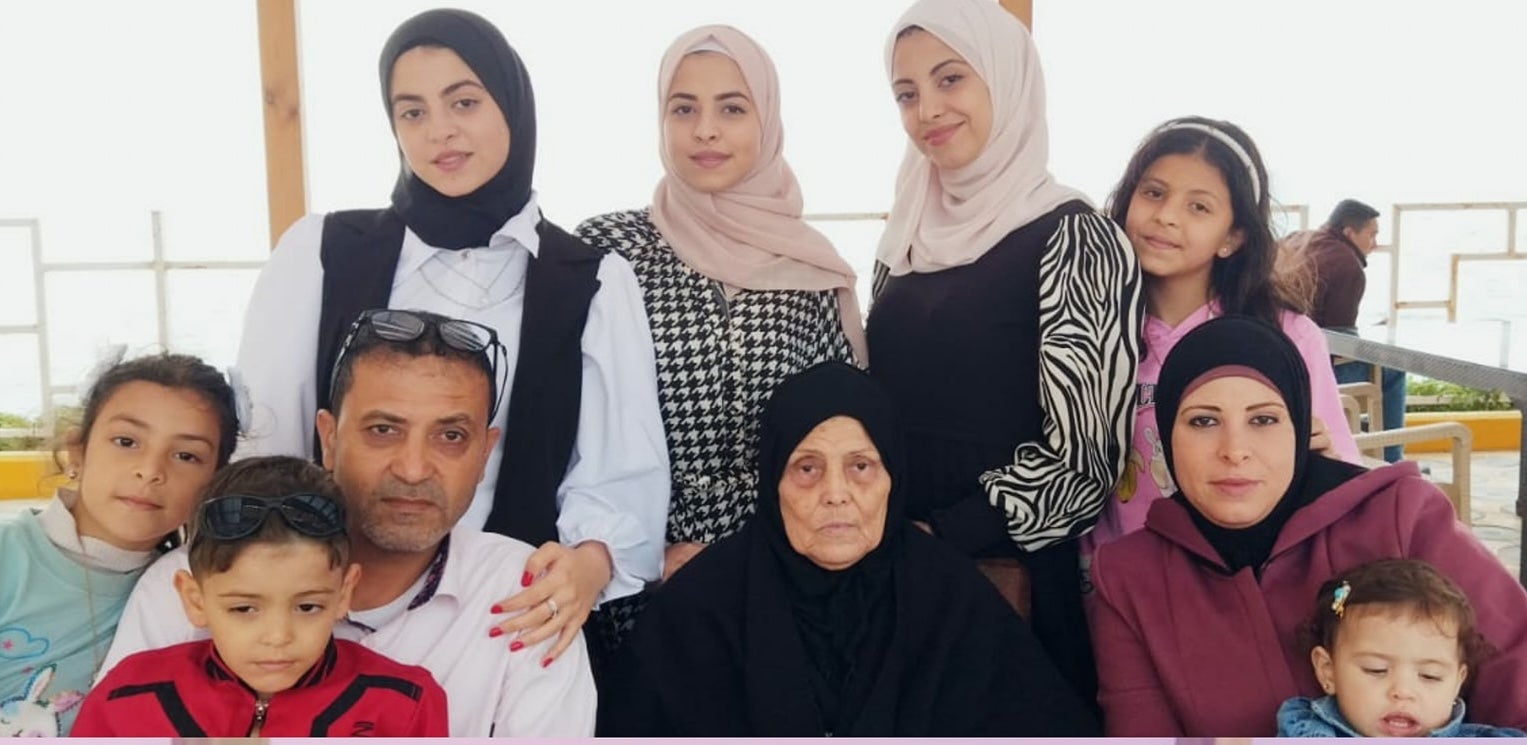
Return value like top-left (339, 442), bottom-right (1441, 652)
top-left (233, 194), bottom-right (669, 600)
top-left (98, 528), bottom-right (596, 737)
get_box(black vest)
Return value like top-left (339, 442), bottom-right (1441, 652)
top-left (313, 208), bottom-right (602, 546)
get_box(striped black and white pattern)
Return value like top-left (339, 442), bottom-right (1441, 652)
top-left (576, 209), bottom-right (855, 545)
top-left (973, 212), bottom-right (1142, 551)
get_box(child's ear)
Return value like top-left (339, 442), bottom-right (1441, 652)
top-left (1218, 228), bottom-right (1246, 258)
top-left (64, 425), bottom-right (86, 477)
top-left (335, 563), bottom-right (362, 617)
top-left (1311, 645), bottom-right (1336, 695)
top-left (316, 409), bottom-right (338, 470)
top-left (174, 569), bottom-right (210, 629)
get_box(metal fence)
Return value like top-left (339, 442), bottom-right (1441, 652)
top-left (0, 213), bottom-right (264, 432)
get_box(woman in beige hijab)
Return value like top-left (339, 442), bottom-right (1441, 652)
top-left (577, 24), bottom-right (865, 656)
top-left (865, 0), bottom-right (1141, 706)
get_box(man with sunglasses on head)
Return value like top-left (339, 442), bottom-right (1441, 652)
top-left (101, 311), bottom-right (599, 735)
top-left (233, 221), bottom-right (672, 663)
top-left (76, 456), bottom-right (449, 737)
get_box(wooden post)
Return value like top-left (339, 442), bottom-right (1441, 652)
top-left (256, 0), bottom-right (307, 248)
top-left (1000, 0), bottom-right (1033, 28)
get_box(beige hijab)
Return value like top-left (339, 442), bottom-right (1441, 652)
top-left (876, 0), bottom-right (1089, 276)
top-left (650, 25), bottom-right (867, 364)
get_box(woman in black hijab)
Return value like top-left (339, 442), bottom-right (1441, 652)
top-left (599, 361), bottom-right (1098, 736)
top-left (1089, 317), bottom-right (1527, 735)
top-left (234, 8), bottom-right (670, 669)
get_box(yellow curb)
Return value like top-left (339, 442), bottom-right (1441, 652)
top-left (0, 452), bottom-right (67, 500)
top-left (1403, 411), bottom-right (1522, 453)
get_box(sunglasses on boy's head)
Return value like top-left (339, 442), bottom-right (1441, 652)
top-left (198, 493), bottom-right (347, 541)
top-left (328, 308), bottom-right (507, 420)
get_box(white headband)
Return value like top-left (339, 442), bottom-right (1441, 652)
top-left (1154, 121), bottom-right (1262, 203)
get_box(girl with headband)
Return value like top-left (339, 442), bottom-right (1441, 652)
top-left (1083, 116), bottom-right (1361, 562)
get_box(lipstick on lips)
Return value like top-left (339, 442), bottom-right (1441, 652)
top-left (689, 150), bottom-right (730, 168)
top-left (433, 150), bottom-right (470, 172)
top-left (923, 122), bottom-right (961, 147)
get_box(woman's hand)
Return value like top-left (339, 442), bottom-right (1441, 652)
top-left (489, 541), bottom-right (612, 667)
top-left (1310, 414), bottom-right (1337, 457)
top-left (662, 542), bottom-right (706, 582)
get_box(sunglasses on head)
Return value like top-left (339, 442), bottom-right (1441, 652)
top-left (329, 308), bottom-right (507, 420)
top-left (198, 493), bottom-right (347, 541)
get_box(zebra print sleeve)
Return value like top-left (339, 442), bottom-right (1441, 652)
top-left (977, 211), bottom-right (1143, 551)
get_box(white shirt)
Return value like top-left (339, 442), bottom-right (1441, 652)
top-left (99, 528), bottom-right (596, 737)
top-left (234, 194), bottom-right (670, 601)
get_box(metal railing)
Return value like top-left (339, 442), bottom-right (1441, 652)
top-left (0, 212), bottom-right (264, 431)
top-left (1385, 201), bottom-right (1527, 324)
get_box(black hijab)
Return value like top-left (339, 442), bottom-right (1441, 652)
top-left (1156, 316), bottom-right (1365, 574)
top-left (378, 9), bottom-right (535, 249)
top-left (756, 362), bottom-right (905, 730)
top-left (599, 361), bottom-right (1098, 736)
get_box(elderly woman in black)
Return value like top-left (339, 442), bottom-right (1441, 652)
top-left (598, 362), bottom-right (1097, 736)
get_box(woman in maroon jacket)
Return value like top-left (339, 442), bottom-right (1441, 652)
top-left (1089, 316), bottom-right (1527, 736)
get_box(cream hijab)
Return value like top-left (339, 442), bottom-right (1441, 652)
top-left (650, 25), bottom-right (867, 364)
top-left (876, 0), bottom-right (1089, 277)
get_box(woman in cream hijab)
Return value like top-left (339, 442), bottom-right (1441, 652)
top-left (577, 24), bottom-right (864, 656)
top-left (865, 0), bottom-right (1141, 705)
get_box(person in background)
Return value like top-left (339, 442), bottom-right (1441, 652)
top-left (1284, 199), bottom-right (1406, 462)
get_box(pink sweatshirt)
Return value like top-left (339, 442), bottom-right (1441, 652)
top-left (1083, 303), bottom-right (1360, 556)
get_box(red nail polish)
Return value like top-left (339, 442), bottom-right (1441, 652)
top-left (540, 657), bottom-right (552, 668)
top-left (521, 571), bottom-right (532, 587)
top-left (488, 627), bottom-right (503, 638)
top-left (509, 641), bottom-right (524, 652)
top-left (490, 604), bottom-right (503, 614)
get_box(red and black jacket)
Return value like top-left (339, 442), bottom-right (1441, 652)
top-left (73, 639), bottom-right (448, 736)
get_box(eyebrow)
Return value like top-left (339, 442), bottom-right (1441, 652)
top-left (358, 410), bottom-right (407, 424)
top-left (217, 588), bottom-right (337, 600)
top-left (892, 58), bottom-right (966, 87)
top-left (1180, 401), bottom-right (1286, 414)
top-left (666, 91), bottom-right (751, 104)
top-left (390, 79), bottom-right (483, 106)
top-left (106, 414), bottom-right (216, 449)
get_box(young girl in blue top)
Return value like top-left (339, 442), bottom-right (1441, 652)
top-left (0, 353), bottom-right (237, 736)
top-left (1279, 558), bottom-right (1527, 737)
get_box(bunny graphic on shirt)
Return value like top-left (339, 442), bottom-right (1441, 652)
top-left (0, 665), bottom-right (84, 737)
top-left (1143, 427), bottom-right (1175, 495)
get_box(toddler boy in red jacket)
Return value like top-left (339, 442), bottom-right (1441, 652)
top-left (73, 456), bottom-right (448, 736)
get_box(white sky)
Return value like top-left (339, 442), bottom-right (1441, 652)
top-left (0, 0), bottom-right (1524, 416)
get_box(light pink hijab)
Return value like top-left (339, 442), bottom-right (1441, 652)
top-left (876, 0), bottom-right (1089, 276)
top-left (650, 25), bottom-right (867, 364)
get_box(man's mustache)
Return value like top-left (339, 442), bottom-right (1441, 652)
top-left (373, 477), bottom-right (447, 506)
